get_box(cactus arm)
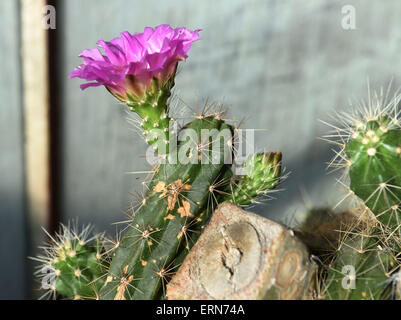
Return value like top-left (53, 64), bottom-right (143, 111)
top-left (222, 152), bottom-right (282, 206)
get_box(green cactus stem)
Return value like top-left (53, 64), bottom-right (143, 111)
top-left (99, 116), bottom-right (234, 300)
top-left (123, 77), bottom-right (174, 154)
top-left (51, 237), bottom-right (108, 300)
top-left (296, 208), bottom-right (399, 300)
top-left (322, 229), bottom-right (397, 300)
top-left (319, 208), bottom-right (401, 300)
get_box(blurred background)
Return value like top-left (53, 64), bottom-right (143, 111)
top-left (1, 0), bottom-right (401, 299)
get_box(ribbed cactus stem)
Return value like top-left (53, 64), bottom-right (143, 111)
top-left (124, 77), bottom-right (174, 155)
top-left (99, 117), bottom-right (234, 300)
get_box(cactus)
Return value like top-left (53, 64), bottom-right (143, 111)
top-left (320, 211), bottom-right (401, 300)
top-left (31, 223), bottom-right (110, 300)
top-left (98, 124), bottom-right (284, 300)
top-left (32, 22), bottom-right (401, 300)
top-left (324, 88), bottom-right (401, 228)
top-left (33, 25), bottom-right (284, 300)
top-left (321, 86), bottom-right (401, 299)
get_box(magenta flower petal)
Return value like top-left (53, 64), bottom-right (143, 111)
top-left (70, 25), bottom-right (200, 103)
top-left (78, 49), bottom-right (105, 62)
top-left (80, 82), bottom-right (104, 90)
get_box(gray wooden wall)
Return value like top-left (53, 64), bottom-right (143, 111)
top-left (2, 0), bottom-right (401, 299)
top-left (0, 1), bottom-right (27, 299)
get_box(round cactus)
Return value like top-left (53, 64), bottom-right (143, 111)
top-left (32, 223), bottom-right (110, 300)
top-left (324, 88), bottom-right (401, 229)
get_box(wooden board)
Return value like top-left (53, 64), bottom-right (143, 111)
top-left (21, 0), bottom-right (51, 298)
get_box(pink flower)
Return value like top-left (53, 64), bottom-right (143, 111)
top-left (70, 25), bottom-right (200, 102)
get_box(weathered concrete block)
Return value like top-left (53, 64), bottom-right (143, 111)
top-left (167, 202), bottom-right (317, 300)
